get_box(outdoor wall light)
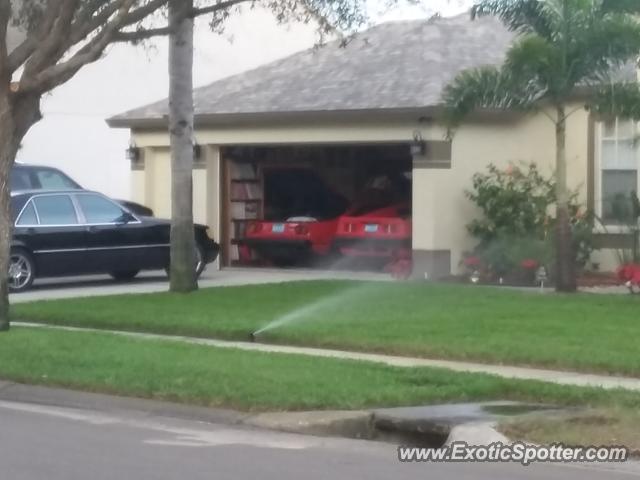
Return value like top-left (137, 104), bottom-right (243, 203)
top-left (410, 131), bottom-right (427, 156)
top-left (126, 145), bottom-right (141, 162)
top-left (193, 143), bottom-right (202, 161)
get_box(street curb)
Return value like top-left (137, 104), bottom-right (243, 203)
top-left (0, 380), bottom-right (513, 447)
top-left (0, 381), bottom-right (250, 426)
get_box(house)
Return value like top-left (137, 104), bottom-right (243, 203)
top-left (107, 14), bottom-right (636, 277)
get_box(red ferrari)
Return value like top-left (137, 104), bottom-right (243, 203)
top-left (333, 173), bottom-right (412, 278)
top-left (243, 169), bottom-right (412, 272)
top-left (333, 202), bottom-right (412, 258)
top-left (242, 168), bottom-right (347, 266)
top-left (244, 217), bottom-right (340, 265)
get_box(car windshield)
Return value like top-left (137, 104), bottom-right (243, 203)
top-left (348, 173), bottom-right (411, 216)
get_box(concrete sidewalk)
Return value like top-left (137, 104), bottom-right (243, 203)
top-left (15, 322), bottom-right (640, 392)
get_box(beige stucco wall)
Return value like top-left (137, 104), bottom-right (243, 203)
top-left (413, 106), bottom-right (593, 274)
top-left (133, 147), bottom-right (210, 225)
top-left (129, 106), bottom-right (612, 275)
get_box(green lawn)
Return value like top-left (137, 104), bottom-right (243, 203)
top-left (2, 327), bottom-right (640, 412)
top-left (13, 280), bottom-right (640, 376)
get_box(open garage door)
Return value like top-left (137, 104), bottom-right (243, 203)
top-left (221, 144), bottom-right (412, 274)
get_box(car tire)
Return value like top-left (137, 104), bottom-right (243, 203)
top-left (8, 248), bottom-right (36, 293)
top-left (109, 270), bottom-right (140, 282)
top-left (165, 243), bottom-right (206, 279)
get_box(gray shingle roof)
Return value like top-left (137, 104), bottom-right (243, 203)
top-left (109, 14), bottom-right (518, 126)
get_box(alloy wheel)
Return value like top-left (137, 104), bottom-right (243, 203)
top-left (8, 253), bottom-right (33, 291)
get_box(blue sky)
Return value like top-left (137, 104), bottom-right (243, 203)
top-left (17, 0), bottom-right (473, 199)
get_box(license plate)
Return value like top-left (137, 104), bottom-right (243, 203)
top-left (364, 224), bottom-right (379, 233)
top-left (272, 224), bottom-right (285, 233)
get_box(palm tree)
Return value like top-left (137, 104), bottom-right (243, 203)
top-left (443, 0), bottom-right (640, 292)
top-left (168, 0), bottom-right (198, 293)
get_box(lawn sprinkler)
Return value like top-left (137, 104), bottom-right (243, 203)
top-left (536, 266), bottom-right (548, 292)
top-left (248, 331), bottom-right (258, 343)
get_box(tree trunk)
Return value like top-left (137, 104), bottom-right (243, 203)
top-left (554, 105), bottom-right (577, 293)
top-left (168, 0), bottom-right (197, 293)
top-left (0, 90), bottom-right (40, 330)
top-left (0, 92), bottom-right (15, 331)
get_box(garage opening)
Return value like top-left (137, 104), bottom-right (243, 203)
top-left (221, 144), bottom-right (412, 273)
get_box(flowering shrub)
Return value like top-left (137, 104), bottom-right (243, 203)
top-left (467, 163), bottom-right (554, 243)
top-left (617, 263), bottom-right (640, 293)
top-left (463, 256), bottom-right (482, 268)
top-left (466, 163), bottom-right (596, 283)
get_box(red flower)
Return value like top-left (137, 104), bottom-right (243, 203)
top-left (618, 264), bottom-right (640, 284)
top-left (521, 259), bottom-right (539, 270)
top-left (464, 256), bottom-right (482, 267)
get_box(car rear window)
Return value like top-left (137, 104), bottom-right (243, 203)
top-left (10, 170), bottom-right (32, 190)
top-left (10, 167), bottom-right (81, 191)
top-left (34, 169), bottom-right (79, 190)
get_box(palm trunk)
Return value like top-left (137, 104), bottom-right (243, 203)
top-left (554, 105), bottom-right (577, 292)
top-left (168, 0), bottom-right (197, 293)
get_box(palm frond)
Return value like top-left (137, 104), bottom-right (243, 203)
top-left (472, 0), bottom-right (553, 38)
top-left (589, 82), bottom-right (640, 120)
top-left (442, 66), bottom-right (543, 133)
top-left (566, 12), bottom-right (640, 89)
top-left (505, 34), bottom-right (562, 94)
top-left (602, 0), bottom-right (640, 15)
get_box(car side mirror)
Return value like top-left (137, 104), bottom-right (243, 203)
top-left (116, 212), bottom-right (136, 225)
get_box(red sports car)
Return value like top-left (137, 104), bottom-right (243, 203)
top-left (333, 173), bottom-right (412, 277)
top-left (333, 202), bottom-right (412, 258)
top-left (242, 168), bottom-right (347, 266)
top-left (244, 217), bottom-right (340, 265)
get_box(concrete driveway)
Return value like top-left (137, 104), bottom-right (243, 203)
top-left (10, 267), bottom-right (389, 303)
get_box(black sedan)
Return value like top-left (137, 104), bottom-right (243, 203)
top-left (9, 190), bottom-right (219, 292)
top-left (11, 163), bottom-right (154, 217)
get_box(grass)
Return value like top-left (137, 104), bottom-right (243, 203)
top-left (3, 327), bottom-right (640, 412)
top-left (12, 280), bottom-right (640, 376)
top-left (500, 408), bottom-right (640, 454)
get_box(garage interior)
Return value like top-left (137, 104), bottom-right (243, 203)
top-left (220, 144), bottom-right (413, 270)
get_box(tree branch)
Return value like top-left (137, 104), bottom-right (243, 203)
top-left (0, 0), bottom-right (11, 83)
top-left (192, 0), bottom-right (252, 17)
top-left (113, 26), bottom-right (172, 43)
top-left (113, 0), bottom-right (252, 44)
top-left (21, 0), bottom-right (139, 93)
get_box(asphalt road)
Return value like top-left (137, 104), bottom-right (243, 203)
top-left (0, 399), bottom-right (638, 480)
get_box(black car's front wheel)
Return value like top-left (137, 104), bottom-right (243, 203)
top-left (109, 270), bottom-right (140, 282)
top-left (8, 248), bottom-right (36, 293)
top-left (165, 243), bottom-right (206, 279)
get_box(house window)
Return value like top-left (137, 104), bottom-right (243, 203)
top-left (600, 118), bottom-right (639, 224)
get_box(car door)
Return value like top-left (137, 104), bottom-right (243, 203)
top-left (28, 194), bottom-right (88, 277)
top-left (73, 193), bottom-right (158, 272)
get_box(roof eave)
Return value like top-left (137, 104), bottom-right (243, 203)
top-left (106, 106), bottom-right (444, 130)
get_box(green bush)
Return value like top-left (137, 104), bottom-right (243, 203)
top-left (467, 164), bottom-right (554, 244)
top-left (465, 163), bottom-right (596, 282)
